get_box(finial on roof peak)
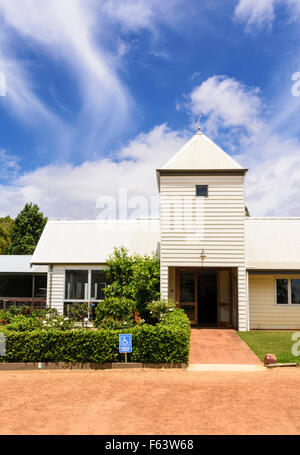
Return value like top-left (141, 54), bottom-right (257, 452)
top-left (197, 113), bottom-right (203, 134)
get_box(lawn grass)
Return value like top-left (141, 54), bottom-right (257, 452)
top-left (237, 330), bottom-right (300, 364)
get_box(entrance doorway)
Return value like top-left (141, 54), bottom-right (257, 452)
top-left (197, 271), bottom-right (217, 325)
top-left (175, 267), bottom-right (235, 327)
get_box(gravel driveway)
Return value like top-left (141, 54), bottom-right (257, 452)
top-left (0, 368), bottom-right (299, 435)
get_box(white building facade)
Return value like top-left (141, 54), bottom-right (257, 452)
top-left (30, 130), bottom-right (300, 331)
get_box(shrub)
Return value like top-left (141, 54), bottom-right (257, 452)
top-left (65, 303), bottom-right (89, 326)
top-left (3, 306), bottom-right (58, 319)
top-left (105, 247), bottom-right (135, 300)
top-left (94, 297), bottom-right (136, 328)
top-left (40, 314), bottom-right (74, 331)
top-left (146, 298), bottom-right (177, 323)
top-left (33, 308), bottom-right (59, 319)
top-left (0, 308), bottom-right (74, 332)
top-left (131, 254), bottom-right (160, 315)
top-left (0, 329), bottom-right (120, 364)
top-left (160, 308), bottom-right (191, 329)
top-left (98, 316), bottom-right (136, 330)
top-left (8, 305), bottom-right (30, 316)
top-left (0, 310), bottom-right (12, 326)
top-left (4, 315), bottom-right (43, 332)
top-left (0, 307), bottom-right (191, 364)
top-left (104, 247), bottom-right (160, 315)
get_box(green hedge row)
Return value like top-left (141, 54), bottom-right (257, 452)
top-left (0, 309), bottom-right (191, 364)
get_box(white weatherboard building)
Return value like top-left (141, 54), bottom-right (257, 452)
top-left (31, 129), bottom-right (300, 331)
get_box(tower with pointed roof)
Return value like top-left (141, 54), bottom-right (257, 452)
top-left (156, 128), bottom-right (248, 330)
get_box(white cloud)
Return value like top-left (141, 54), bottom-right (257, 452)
top-left (234, 0), bottom-right (300, 29)
top-left (234, 0), bottom-right (276, 29)
top-left (186, 74), bottom-right (300, 217)
top-left (0, 149), bottom-right (20, 181)
top-left (244, 135), bottom-right (300, 216)
top-left (188, 75), bottom-right (263, 138)
top-left (101, 0), bottom-right (155, 31)
top-left (100, 0), bottom-right (185, 32)
top-left (1, 90), bottom-right (300, 220)
top-left (0, 124), bottom-right (187, 219)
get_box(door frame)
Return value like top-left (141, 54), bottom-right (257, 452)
top-left (175, 268), bottom-right (198, 325)
top-left (217, 269), bottom-right (233, 327)
top-left (175, 267), bottom-right (234, 327)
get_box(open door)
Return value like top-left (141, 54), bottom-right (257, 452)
top-left (176, 269), bottom-right (197, 325)
top-left (217, 269), bottom-right (233, 327)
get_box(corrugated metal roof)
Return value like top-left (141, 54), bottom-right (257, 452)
top-left (0, 255), bottom-right (47, 273)
top-left (31, 219), bottom-right (160, 264)
top-left (245, 218), bottom-right (300, 270)
top-left (160, 132), bottom-right (244, 171)
top-left (31, 217), bottom-right (300, 271)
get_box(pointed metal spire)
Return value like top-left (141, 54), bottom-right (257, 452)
top-left (197, 113), bottom-right (203, 134)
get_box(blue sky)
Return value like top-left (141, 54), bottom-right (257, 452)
top-left (0, 0), bottom-right (300, 219)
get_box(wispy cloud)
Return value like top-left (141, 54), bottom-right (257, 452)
top-left (234, 0), bottom-right (300, 30)
top-left (0, 51), bottom-right (59, 125)
top-left (0, 149), bottom-right (20, 181)
top-left (0, 0), bottom-right (131, 158)
top-left (0, 0), bottom-right (193, 161)
top-left (100, 0), bottom-right (186, 33)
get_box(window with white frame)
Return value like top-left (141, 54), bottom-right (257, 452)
top-left (91, 270), bottom-right (107, 300)
top-left (276, 278), bottom-right (300, 305)
top-left (65, 270), bottom-right (88, 301)
top-left (64, 269), bottom-right (107, 302)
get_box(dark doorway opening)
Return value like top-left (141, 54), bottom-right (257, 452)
top-left (197, 271), bottom-right (218, 325)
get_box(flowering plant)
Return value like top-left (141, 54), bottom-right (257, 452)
top-left (146, 299), bottom-right (177, 323)
top-left (41, 313), bottom-right (74, 330)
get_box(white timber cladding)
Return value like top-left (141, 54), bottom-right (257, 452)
top-left (47, 264), bottom-right (107, 314)
top-left (159, 173), bottom-right (247, 330)
top-left (47, 266), bottom-right (64, 313)
top-left (249, 274), bottom-right (300, 329)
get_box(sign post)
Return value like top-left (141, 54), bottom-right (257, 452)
top-left (119, 334), bottom-right (132, 363)
top-left (0, 333), bottom-right (6, 357)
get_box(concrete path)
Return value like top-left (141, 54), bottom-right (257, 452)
top-left (189, 328), bottom-right (262, 365)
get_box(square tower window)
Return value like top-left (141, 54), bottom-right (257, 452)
top-left (196, 185), bottom-right (208, 197)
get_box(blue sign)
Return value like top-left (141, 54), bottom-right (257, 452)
top-left (119, 334), bottom-right (132, 353)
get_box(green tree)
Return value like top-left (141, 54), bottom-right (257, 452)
top-left (0, 216), bottom-right (14, 254)
top-left (105, 247), bottom-right (160, 315)
top-left (8, 203), bottom-right (47, 255)
top-left (245, 206), bottom-right (250, 217)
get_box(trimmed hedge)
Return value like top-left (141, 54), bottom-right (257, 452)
top-left (0, 309), bottom-right (191, 364)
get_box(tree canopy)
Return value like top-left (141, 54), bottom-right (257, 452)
top-left (7, 203), bottom-right (47, 255)
top-left (0, 216), bottom-right (14, 254)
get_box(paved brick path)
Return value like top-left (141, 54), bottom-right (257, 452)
top-left (189, 328), bottom-right (262, 364)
